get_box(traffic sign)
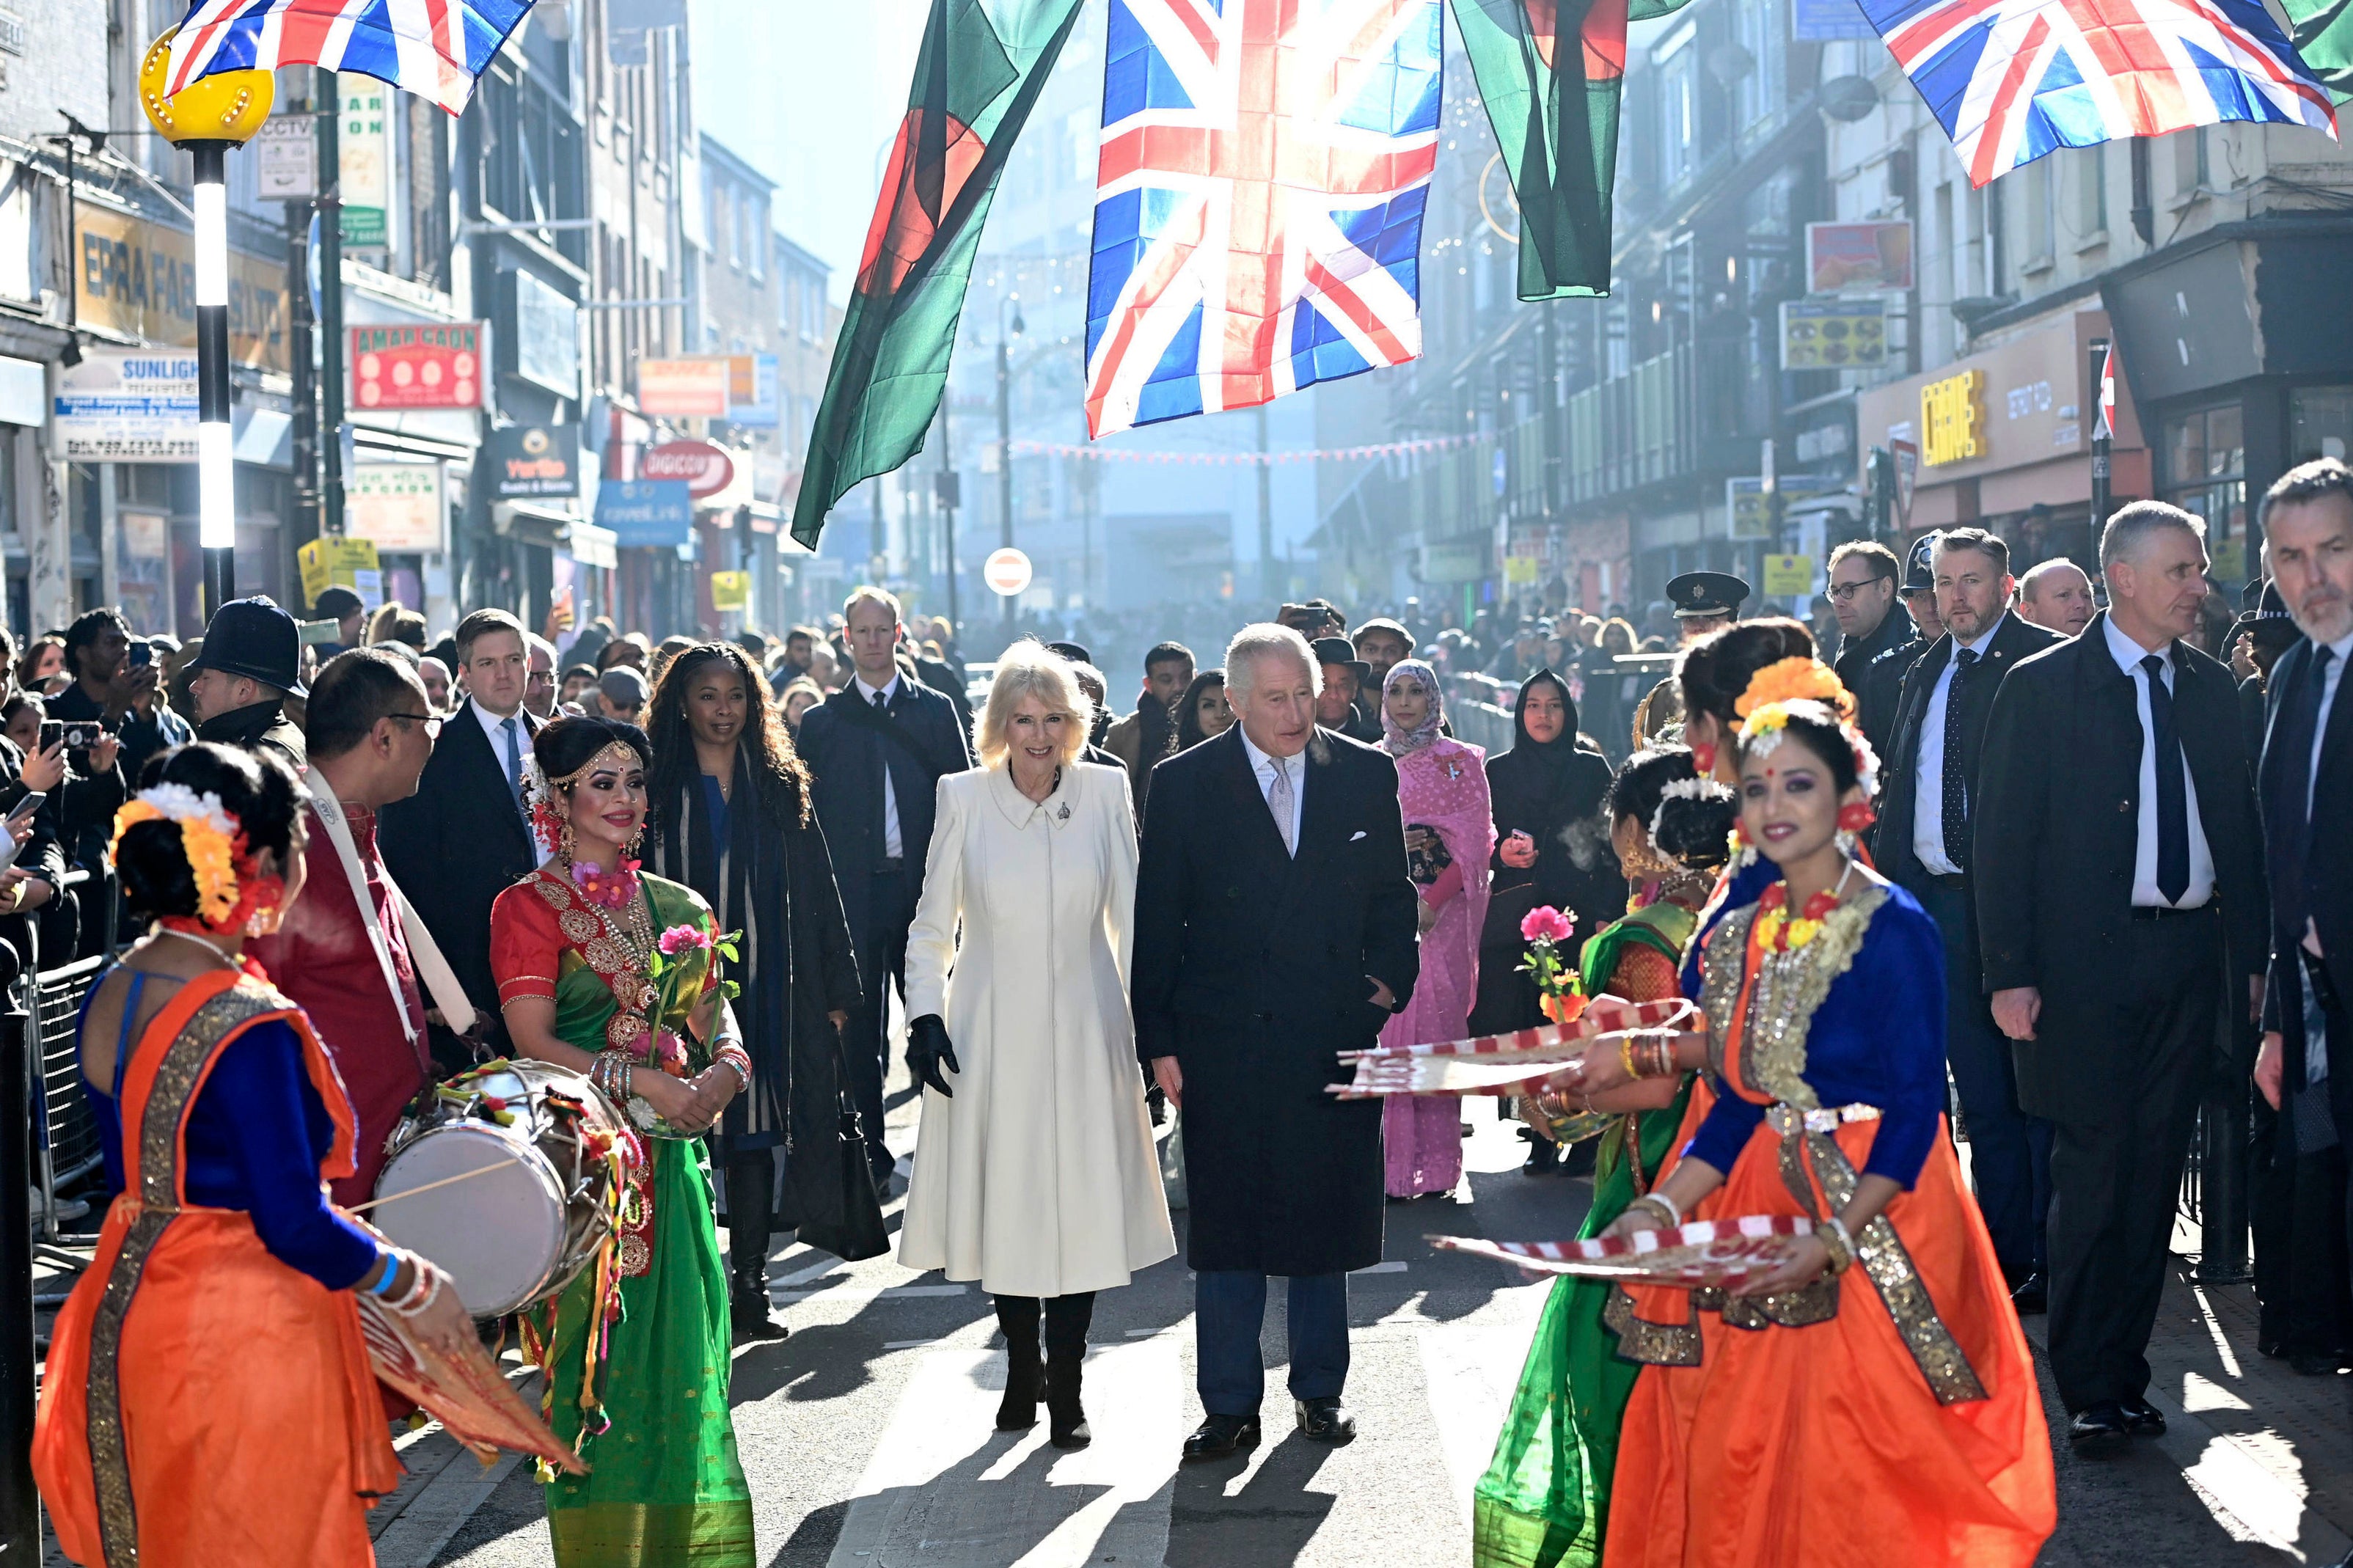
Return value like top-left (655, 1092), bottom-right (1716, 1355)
top-left (984, 547), bottom-right (1033, 598)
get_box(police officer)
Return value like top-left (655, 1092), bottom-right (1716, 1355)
top-left (184, 596), bottom-right (308, 769)
top-left (1633, 571), bottom-right (1749, 744)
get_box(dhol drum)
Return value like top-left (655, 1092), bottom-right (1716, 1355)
top-left (371, 1059), bottom-right (631, 1318)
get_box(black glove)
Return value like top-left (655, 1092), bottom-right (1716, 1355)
top-left (907, 1014), bottom-right (961, 1099)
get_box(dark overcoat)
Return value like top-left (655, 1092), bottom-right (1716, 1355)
top-left (1973, 613), bottom-right (2266, 1123)
top-left (2258, 637), bottom-right (2353, 1124)
top-left (1130, 725), bottom-right (1420, 1275)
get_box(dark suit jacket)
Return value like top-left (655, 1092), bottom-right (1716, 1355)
top-left (1130, 726), bottom-right (1420, 1275)
top-left (1835, 604), bottom-right (1917, 758)
top-left (1974, 613), bottom-right (2267, 1121)
top-left (2258, 637), bottom-right (2353, 1099)
top-left (795, 675), bottom-right (975, 970)
top-left (378, 698), bottom-right (541, 1065)
top-left (1875, 612), bottom-right (2060, 895)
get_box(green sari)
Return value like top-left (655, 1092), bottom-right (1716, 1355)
top-left (1471, 899), bottom-right (1698, 1568)
top-left (497, 867), bottom-right (756, 1567)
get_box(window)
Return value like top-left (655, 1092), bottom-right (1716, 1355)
top-left (2161, 403), bottom-right (2246, 553)
top-left (2018, 158), bottom-right (2052, 270)
top-left (2291, 386), bottom-right (2353, 465)
top-left (748, 200), bottom-right (765, 280)
top-left (2074, 147), bottom-right (2107, 241)
top-left (1660, 60), bottom-right (1695, 187)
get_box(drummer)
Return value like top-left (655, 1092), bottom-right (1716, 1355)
top-left (253, 649), bottom-right (483, 1204)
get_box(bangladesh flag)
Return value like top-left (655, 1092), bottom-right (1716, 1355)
top-left (791, 0), bottom-right (1084, 548)
top-left (2283, 0), bottom-right (2353, 100)
top-left (1453, 0), bottom-right (1692, 301)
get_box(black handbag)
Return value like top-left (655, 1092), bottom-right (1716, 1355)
top-left (790, 1027), bottom-right (890, 1262)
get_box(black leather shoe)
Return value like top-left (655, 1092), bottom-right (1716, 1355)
top-left (2119, 1396), bottom-right (2165, 1436)
top-left (2068, 1402), bottom-right (2131, 1445)
top-left (2008, 1273), bottom-right (2046, 1315)
top-left (1295, 1396), bottom-right (1356, 1444)
top-left (1182, 1413), bottom-right (1260, 1462)
top-left (729, 1278), bottom-right (788, 1341)
top-left (2291, 1352), bottom-right (2350, 1377)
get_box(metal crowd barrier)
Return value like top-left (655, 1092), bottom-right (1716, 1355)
top-left (29, 953), bottom-right (109, 1272)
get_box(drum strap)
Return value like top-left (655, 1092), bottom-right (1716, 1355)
top-left (301, 770), bottom-right (477, 1041)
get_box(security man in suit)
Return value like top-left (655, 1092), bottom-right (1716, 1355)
top-left (1875, 528), bottom-right (2061, 1310)
top-left (1975, 502), bottom-right (2267, 1447)
top-left (1856, 532), bottom-right (1943, 754)
top-left (797, 585), bottom-right (976, 1193)
top-left (379, 607), bottom-right (542, 1072)
top-left (2251, 462), bottom-right (2353, 1434)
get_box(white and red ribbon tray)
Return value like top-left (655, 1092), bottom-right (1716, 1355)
top-left (1329, 995), bottom-right (1699, 1098)
top-left (1430, 1215), bottom-right (1815, 1289)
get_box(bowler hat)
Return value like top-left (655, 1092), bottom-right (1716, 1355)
top-left (188, 596), bottom-right (307, 697)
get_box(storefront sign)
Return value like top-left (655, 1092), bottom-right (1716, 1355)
top-left (637, 356), bottom-right (731, 417)
top-left (1920, 370), bottom-right (1986, 466)
top-left (339, 75), bottom-right (392, 248)
top-left (255, 114), bottom-right (318, 200)
top-left (298, 536), bottom-right (383, 607)
top-left (76, 202), bottom-right (288, 371)
top-left (640, 438), bottom-right (735, 497)
top-left (508, 269), bottom-right (579, 395)
top-left (1762, 554), bottom-right (1817, 596)
top-left (348, 463), bottom-right (446, 552)
top-left (1806, 221), bottom-right (1912, 293)
top-left (708, 570), bottom-right (750, 612)
top-left (484, 422), bottom-right (579, 499)
top-left (726, 353), bottom-right (780, 427)
top-left (1781, 299), bottom-right (1886, 370)
top-left (351, 323), bottom-right (483, 410)
top-left (52, 348), bottom-right (199, 461)
top-left (596, 479), bottom-right (694, 547)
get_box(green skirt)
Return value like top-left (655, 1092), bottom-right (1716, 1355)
top-left (1471, 1082), bottom-right (1693, 1568)
top-left (542, 1137), bottom-right (755, 1567)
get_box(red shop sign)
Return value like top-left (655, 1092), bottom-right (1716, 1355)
top-left (350, 323), bottom-right (484, 410)
top-left (640, 439), bottom-right (735, 498)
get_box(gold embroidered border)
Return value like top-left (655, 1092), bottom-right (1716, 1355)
top-left (88, 981), bottom-right (283, 1567)
top-left (1797, 1128), bottom-right (1988, 1407)
top-left (1602, 1285), bottom-right (1702, 1366)
top-left (1697, 905), bottom-right (1756, 1079)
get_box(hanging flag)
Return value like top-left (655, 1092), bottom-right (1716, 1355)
top-left (1083, 0), bottom-right (1443, 439)
top-left (791, 0), bottom-right (1084, 548)
top-left (164, 0), bottom-right (535, 114)
top-left (1452, 0), bottom-right (1691, 302)
top-left (2094, 340), bottom-right (2116, 441)
top-left (1863, 0), bottom-right (2337, 187)
top-left (2281, 0), bottom-right (2353, 102)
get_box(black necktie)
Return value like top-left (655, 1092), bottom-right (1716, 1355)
top-left (872, 689), bottom-right (888, 714)
top-left (2142, 653), bottom-right (2190, 904)
top-left (2285, 645), bottom-right (2337, 885)
top-left (1941, 647), bottom-right (1977, 868)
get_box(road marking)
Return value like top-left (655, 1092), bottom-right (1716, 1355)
top-left (775, 1283), bottom-right (969, 1304)
top-left (370, 1451), bottom-right (525, 1568)
top-left (826, 1338), bottom-right (1181, 1567)
top-left (775, 1254), bottom-right (857, 1288)
top-left (1351, 1260), bottom-right (1409, 1275)
top-left (1413, 1327), bottom-right (1526, 1525)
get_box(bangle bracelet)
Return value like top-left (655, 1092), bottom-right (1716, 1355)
top-left (1818, 1216), bottom-right (1857, 1275)
top-left (365, 1254), bottom-right (401, 1296)
top-left (1620, 1036), bottom-right (1643, 1081)
top-left (1628, 1193), bottom-right (1682, 1230)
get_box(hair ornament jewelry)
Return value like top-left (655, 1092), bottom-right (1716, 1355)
top-left (1647, 776), bottom-right (1734, 851)
top-left (1735, 697), bottom-right (1883, 806)
top-left (524, 739), bottom-right (645, 854)
top-left (1733, 656), bottom-right (1856, 722)
top-left (111, 784), bottom-right (252, 930)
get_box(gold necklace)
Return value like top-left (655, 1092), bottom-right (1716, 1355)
top-left (155, 928), bottom-right (241, 972)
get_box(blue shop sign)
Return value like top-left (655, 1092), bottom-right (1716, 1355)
top-left (595, 480), bottom-right (693, 548)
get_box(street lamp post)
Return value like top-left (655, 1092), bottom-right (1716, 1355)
top-left (995, 296), bottom-right (1023, 640)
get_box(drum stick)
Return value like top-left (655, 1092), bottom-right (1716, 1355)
top-left (345, 1161), bottom-right (510, 1214)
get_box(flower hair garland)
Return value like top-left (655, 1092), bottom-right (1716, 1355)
top-left (1647, 775), bottom-right (1734, 851)
top-left (110, 783), bottom-right (273, 932)
top-left (1732, 656), bottom-right (1857, 724)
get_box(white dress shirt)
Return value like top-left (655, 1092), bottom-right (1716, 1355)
top-left (471, 698), bottom-right (549, 863)
top-left (2103, 616), bottom-right (2215, 909)
top-left (855, 673), bottom-right (905, 860)
top-left (1911, 613), bottom-right (2008, 877)
top-left (1238, 728), bottom-right (1306, 855)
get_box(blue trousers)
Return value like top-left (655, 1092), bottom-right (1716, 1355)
top-left (1914, 872), bottom-right (2053, 1278)
top-left (1194, 1270), bottom-right (1349, 1415)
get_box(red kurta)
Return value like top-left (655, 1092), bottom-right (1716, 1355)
top-left (251, 799), bottom-right (431, 1204)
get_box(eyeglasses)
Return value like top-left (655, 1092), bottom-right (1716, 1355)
top-left (385, 713), bottom-right (443, 739)
top-left (1828, 577), bottom-right (1892, 602)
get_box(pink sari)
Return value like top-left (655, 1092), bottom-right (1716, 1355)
top-left (1380, 735), bottom-right (1494, 1196)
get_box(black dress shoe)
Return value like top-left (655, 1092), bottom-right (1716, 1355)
top-left (2258, 1335), bottom-right (2287, 1359)
top-left (2008, 1273), bottom-right (2046, 1315)
top-left (2291, 1352), bottom-right (2350, 1377)
top-left (2118, 1396), bottom-right (2165, 1436)
top-left (729, 1278), bottom-right (788, 1341)
top-left (1181, 1413), bottom-right (1260, 1462)
top-left (2068, 1402), bottom-right (2131, 1445)
top-left (1295, 1396), bottom-right (1356, 1444)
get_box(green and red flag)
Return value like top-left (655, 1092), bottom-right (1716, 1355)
top-left (2283, 0), bottom-right (2353, 101)
top-left (1452, 0), bottom-right (1689, 301)
top-left (791, 0), bottom-right (1084, 548)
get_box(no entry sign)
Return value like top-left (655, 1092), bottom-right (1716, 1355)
top-left (984, 547), bottom-right (1033, 598)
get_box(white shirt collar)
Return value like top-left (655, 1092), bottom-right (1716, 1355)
top-left (855, 673), bottom-right (900, 705)
top-left (472, 697), bottom-right (524, 744)
top-left (2103, 614), bottom-right (2172, 675)
top-left (1237, 728), bottom-right (1300, 778)
top-left (2323, 631), bottom-right (2353, 665)
top-left (1953, 610), bottom-right (2006, 659)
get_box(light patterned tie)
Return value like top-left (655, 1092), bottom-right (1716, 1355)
top-left (1267, 758), bottom-right (1295, 857)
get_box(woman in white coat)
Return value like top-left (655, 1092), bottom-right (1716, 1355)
top-left (899, 643), bottom-right (1176, 1450)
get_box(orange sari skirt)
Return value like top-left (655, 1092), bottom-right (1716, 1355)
top-left (1602, 1115), bottom-right (2055, 1568)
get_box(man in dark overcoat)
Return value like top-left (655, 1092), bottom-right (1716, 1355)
top-left (1975, 502), bottom-right (2267, 1446)
top-left (797, 585), bottom-right (975, 1192)
top-left (1132, 623), bottom-right (1419, 1459)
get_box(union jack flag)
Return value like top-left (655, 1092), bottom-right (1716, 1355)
top-left (1084, 0), bottom-right (1442, 439)
top-left (164, 0), bottom-right (534, 117)
top-left (1862, 0), bottom-right (2337, 187)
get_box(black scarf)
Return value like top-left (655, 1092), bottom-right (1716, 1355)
top-left (1507, 669), bottom-right (1581, 778)
top-left (1135, 691), bottom-right (1176, 763)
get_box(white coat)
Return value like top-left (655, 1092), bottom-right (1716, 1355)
top-left (898, 760), bottom-right (1176, 1297)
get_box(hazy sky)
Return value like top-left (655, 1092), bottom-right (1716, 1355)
top-left (691, 0), bottom-right (931, 303)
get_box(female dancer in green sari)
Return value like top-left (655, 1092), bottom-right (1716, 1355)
top-left (1471, 747), bottom-right (1732, 1568)
top-left (491, 716), bottom-right (758, 1567)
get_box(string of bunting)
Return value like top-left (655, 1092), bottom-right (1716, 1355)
top-left (1012, 433), bottom-right (1490, 467)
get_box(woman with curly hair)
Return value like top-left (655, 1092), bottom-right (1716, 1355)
top-left (643, 642), bottom-right (867, 1337)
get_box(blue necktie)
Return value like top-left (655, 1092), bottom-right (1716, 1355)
top-left (1940, 647), bottom-right (1977, 868)
top-left (502, 716), bottom-right (525, 813)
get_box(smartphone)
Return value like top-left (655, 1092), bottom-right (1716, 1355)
top-left (36, 719), bottom-right (60, 755)
top-left (128, 642), bottom-right (153, 667)
top-left (0, 791), bottom-right (38, 876)
top-left (59, 721), bottom-right (106, 752)
top-left (7, 791), bottom-right (44, 822)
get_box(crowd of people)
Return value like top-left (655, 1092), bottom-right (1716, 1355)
top-left (16, 453), bottom-right (2353, 1567)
